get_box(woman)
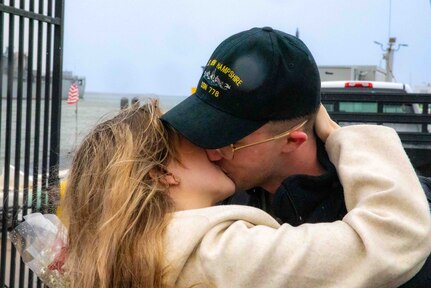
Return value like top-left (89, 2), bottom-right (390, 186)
top-left (14, 99), bottom-right (431, 287)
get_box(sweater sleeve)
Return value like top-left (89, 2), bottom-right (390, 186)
top-left (196, 125), bottom-right (431, 288)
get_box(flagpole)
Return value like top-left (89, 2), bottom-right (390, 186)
top-left (67, 82), bottom-right (80, 146)
top-left (75, 101), bottom-right (78, 146)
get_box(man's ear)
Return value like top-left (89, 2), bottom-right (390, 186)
top-left (149, 169), bottom-right (180, 186)
top-left (281, 131), bottom-right (308, 152)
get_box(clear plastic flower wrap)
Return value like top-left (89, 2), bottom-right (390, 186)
top-left (10, 213), bottom-right (68, 288)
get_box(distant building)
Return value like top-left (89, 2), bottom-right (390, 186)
top-left (1, 50), bottom-right (85, 99)
top-left (318, 65), bottom-right (387, 82)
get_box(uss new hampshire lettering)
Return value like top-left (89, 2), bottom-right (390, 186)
top-left (207, 59), bottom-right (243, 87)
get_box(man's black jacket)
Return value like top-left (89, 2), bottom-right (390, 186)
top-left (224, 138), bottom-right (431, 287)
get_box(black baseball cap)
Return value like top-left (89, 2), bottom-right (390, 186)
top-left (161, 27), bottom-right (321, 149)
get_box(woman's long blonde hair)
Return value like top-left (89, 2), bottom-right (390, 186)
top-left (63, 99), bottom-right (177, 287)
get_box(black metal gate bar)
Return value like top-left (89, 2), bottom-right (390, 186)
top-left (32, 0), bottom-right (44, 217)
top-left (0, 3), bottom-right (60, 25)
top-left (1, 4), bottom-right (16, 287)
top-left (16, 1), bottom-right (28, 286)
top-left (8, 0), bottom-right (26, 285)
top-left (22, 0), bottom-right (36, 285)
top-left (49, 0), bottom-right (64, 210)
top-left (41, 0), bottom-right (53, 215)
top-left (0, 2), bottom-right (3, 284)
top-left (34, 2), bottom-right (45, 286)
top-left (0, 0), bottom-right (3, 151)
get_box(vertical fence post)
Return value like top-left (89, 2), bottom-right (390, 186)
top-left (21, 0), bottom-right (36, 285)
top-left (49, 0), bottom-right (65, 214)
top-left (1, 2), bottom-right (16, 286)
top-left (9, 0), bottom-right (26, 285)
top-left (0, 5), bottom-right (5, 287)
top-left (36, 3), bottom-right (45, 287)
top-left (0, 1), bottom-right (3, 149)
top-left (41, 0), bottom-right (53, 215)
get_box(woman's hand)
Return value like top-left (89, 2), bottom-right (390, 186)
top-left (315, 104), bottom-right (340, 142)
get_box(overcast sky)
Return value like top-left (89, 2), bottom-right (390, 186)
top-left (63, 0), bottom-right (431, 96)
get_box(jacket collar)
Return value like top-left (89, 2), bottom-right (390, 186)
top-left (271, 137), bottom-right (343, 225)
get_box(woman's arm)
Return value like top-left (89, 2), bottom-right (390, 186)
top-left (191, 125), bottom-right (431, 288)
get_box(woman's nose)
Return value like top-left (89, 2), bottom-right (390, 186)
top-left (206, 149), bottom-right (223, 161)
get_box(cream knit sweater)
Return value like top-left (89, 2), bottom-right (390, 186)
top-left (164, 125), bottom-right (431, 288)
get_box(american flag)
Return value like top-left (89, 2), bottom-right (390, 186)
top-left (67, 83), bottom-right (79, 104)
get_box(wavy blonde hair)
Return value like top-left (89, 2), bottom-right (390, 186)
top-left (63, 99), bottom-right (177, 287)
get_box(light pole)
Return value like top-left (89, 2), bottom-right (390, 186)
top-left (374, 38), bottom-right (408, 82)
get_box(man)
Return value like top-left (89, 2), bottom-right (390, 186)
top-left (161, 27), bottom-right (431, 286)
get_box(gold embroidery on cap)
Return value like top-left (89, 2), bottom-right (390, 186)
top-left (207, 59), bottom-right (218, 66)
top-left (208, 86), bottom-right (220, 97)
top-left (206, 59), bottom-right (243, 87)
top-left (200, 81), bottom-right (208, 91)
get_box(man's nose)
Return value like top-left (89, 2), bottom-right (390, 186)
top-left (206, 149), bottom-right (223, 161)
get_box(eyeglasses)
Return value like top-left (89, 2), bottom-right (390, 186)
top-left (216, 120), bottom-right (308, 160)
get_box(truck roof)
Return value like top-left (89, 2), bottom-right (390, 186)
top-left (321, 81), bottom-right (412, 93)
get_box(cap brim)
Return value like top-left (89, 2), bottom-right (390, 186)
top-left (161, 94), bottom-right (266, 149)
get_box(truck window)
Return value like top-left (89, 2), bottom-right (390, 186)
top-left (324, 102), bottom-right (414, 114)
top-left (340, 102), bottom-right (377, 113)
top-left (383, 104), bottom-right (414, 113)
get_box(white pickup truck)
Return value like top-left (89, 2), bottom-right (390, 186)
top-left (321, 80), bottom-right (431, 176)
top-left (321, 81), bottom-right (427, 132)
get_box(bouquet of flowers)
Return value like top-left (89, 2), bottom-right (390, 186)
top-left (10, 213), bottom-right (68, 287)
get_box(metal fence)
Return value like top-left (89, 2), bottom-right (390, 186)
top-left (322, 91), bottom-right (431, 176)
top-left (0, 0), bottom-right (64, 287)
